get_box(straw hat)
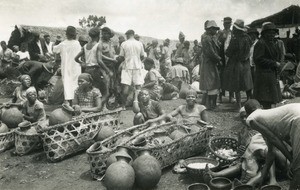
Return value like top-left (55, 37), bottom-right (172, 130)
top-left (233, 19), bottom-right (246, 31)
top-left (261, 22), bottom-right (279, 34)
top-left (206, 20), bottom-right (220, 30)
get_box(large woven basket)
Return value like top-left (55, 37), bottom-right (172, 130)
top-left (86, 122), bottom-right (152, 179)
top-left (40, 108), bottom-right (122, 162)
top-left (207, 137), bottom-right (239, 167)
top-left (0, 130), bottom-right (15, 153)
top-left (14, 124), bottom-right (42, 155)
top-left (124, 122), bottom-right (211, 170)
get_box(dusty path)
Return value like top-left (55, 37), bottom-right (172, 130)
top-left (1, 97), bottom-right (297, 190)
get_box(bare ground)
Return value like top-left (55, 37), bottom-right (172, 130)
top-left (1, 96), bottom-right (298, 190)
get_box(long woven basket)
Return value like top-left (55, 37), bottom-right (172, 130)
top-left (40, 108), bottom-right (122, 162)
top-left (124, 122), bottom-right (211, 169)
top-left (14, 123), bottom-right (42, 156)
top-left (86, 122), bottom-right (152, 179)
top-left (0, 130), bottom-right (15, 153)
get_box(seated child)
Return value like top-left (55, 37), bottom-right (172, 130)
top-left (73, 73), bottom-right (103, 113)
top-left (132, 89), bottom-right (166, 127)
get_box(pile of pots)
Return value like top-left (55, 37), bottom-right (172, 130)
top-left (0, 107), bottom-right (24, 134)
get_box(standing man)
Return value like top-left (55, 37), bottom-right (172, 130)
top-left (44, 33), bottom-right (54, 55)
top-left (53, 26), bottom-right (82, 106)
top-left (160, 38), bottom-right (171, 78)
top-left (119, 29), bottom-right (145, 110)
top-left (148, 39), bottom-right (161, 71)
top-left (174, 32), bottom-right (185, 59)
top-left (28, 32), bottom-right (48, 62)
top-left (218, 17), bottom-right (233, 103)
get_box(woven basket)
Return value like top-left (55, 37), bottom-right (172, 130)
top-left (207, 137), bottom-right (239, 167)
top-left (0, 130), bottom-right (15, 153)
top-left (86, 122), bottom-right (152, 179)
top-left (41, 108), bottom-right (122, 162)
top-left (14, 124), bottom-right (42, 155)
top-left (124, 122), bottom-right (211, 170)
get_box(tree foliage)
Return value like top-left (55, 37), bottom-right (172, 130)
top-left (79, 15), bottom-right (106, 28)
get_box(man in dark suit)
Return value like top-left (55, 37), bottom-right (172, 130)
top-left (28, 32), bottom-right (48, 62)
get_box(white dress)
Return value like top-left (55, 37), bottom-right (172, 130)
top-left (53, 40), bottom-right (81, 100)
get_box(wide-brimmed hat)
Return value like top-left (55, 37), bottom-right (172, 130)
top-left (206, 20), bottom-right (220, 30)
top-left (261, 22), bottom-right (279, 34)
top-left (66, 26), bottom-right (77, 36)
top-left (233, 19), bottom-right (245, 31)
top-left (175, 57), bottom-right (184, 64)
top-left (247, 28), bottom-right (259, 36)
top-left (223, 17), bottom-right (232, 23)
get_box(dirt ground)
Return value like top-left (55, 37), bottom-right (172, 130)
top-left (0, 96), bottom-right (298, 190)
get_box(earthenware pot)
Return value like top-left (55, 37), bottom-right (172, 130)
top-left (0, 121), bottom-right (9, 133)
top-left (106, 146), bottom-right (133, 167)
top-left (1, 107), bottom-right (23, 128)
top-left (260, 185), bottom-right (282, 190)
top-left (48, 104), bottom-right (73, 126)
top-left (104, 153), bottom-right (135, 190)
top-left (94, 125), bottom-right (114, 142)
top-left (153, 129), bottom-right (173, 145)
top-left (170, 128), bottom-right (187, 140)
top-left (187, 183), bottom-right (210, 190)
top-left (132, 150), bottom-right (161, 189)
top-left (209, 177), bottom-right (232, 190)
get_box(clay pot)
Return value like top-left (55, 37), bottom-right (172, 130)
top-left (132, 136), bottom-right (147, 147)
top-left (0, 122), bottom-right (9, 133)
top-left (153, 130), bottom-right (173, 145)
top-left (187, 183), bottom-right (210, 190)
top-left (209, 177), bottom-right (232, 190)
top-left (1, 107), bottom-right (23, 129)
top-left (104, 153), bottom-right (135, 190)
top-left (106, 146), bottom-right (133, 167)
top-left (94, 125), bottom-right (115, 142)
top-left (132, 150), bottom-right (161, 189)
top-left (233, 185), bottom-right (254, 190)
top-left (170, 128), bottom-right (187, 140)
top-left (48, 104), bottom-right (73, 126)
top-left (18, 121), bottom-right (37, 135)
top-left (260, 185), bottom-right (282, 190)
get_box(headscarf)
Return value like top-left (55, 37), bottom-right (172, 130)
top-left (78, 73), bottom-right (93, 83)
top-left (26, 86), bottom-right (37, 95)
top-left (186, 89), bottom-right (197, 98)
top-left (19, 74), bottom-right (31, 82)
top-left (179, 31), bottom-right (185, 39)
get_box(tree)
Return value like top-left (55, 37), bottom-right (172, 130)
top-left (79, 15), bottom-right (106, 28)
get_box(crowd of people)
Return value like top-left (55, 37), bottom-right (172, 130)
top-left (0, 16), bottom-right (300, 189)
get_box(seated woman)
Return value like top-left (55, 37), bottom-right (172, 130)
top-left (151, 89), bottom-right (207, 125)
top-left (160, 78), bottom-right (179, 100)
top-left (142, 58), bottom-right (164, 101)
top-left (12, 74), bottom-right (32, 103)
top-left (133, 89), bottom-right (165, 127)
top-left (73, 73), bottom-right (103, 113)
top-left (7, 87), bottom-right (46, 123)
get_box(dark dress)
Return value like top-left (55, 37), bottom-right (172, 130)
top-left (199, 33), bottom-right (221, 91)
top-left (223, 33), bottom-right (253, 92)
top-left (253, 38), bottom-right (282, 103)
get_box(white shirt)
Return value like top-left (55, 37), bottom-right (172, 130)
top-left (16, 51), bottom-right (30, 60)
top-left (249, 39), bottom-right (258, 67)
top-left (36, 41), bottom-right (44, 56)
top-left (120, 38), bottom-right (145, 70)
top-left (45, 41), bottom-right (54, 54)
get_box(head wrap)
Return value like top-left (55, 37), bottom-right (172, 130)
top-left (78, 73), bottom-right (93, 83)
top-left (88, 27), bottom-right (100, 38)
top-left (186, 89), bottom-right (197, 98)
top-left (19, 74), bottom-right (31, 82)
top-left (244, 99), bottom-right (261, 115)
top-left (179, 31), bottom-right (185, 39)
top-left (26, 86), bottom-right (37, 95)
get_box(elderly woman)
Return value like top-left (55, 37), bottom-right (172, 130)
top-left (72, 73), bottom-right (102, 113)
top-left (12, 74), bottom-right (31, 103)
top-left (132, 89), bottom-right (165, 126)
top-left (253, 22), bottom-right (282, 109)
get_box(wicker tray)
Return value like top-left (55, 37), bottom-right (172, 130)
top-left (207, 137), bottom-right (239, 167)
top-left (40, 108), bottom-right (122, 162)
top-left (124, 122), bottom-right (212, 170)
top-left (86, 122), bottom-right (152, 179)
top-left (0, 130), bottom-right (15, 153)
top-left (15, 123), bottom-right (42, 155)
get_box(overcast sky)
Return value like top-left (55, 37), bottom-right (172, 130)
top-left (0, 0), bottom-right (299, 42)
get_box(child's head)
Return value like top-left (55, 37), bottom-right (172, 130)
top-left (20, 43), bottom-right (28, 52)
top-left (19, 75), bottom-right (31, 88)
top-left (143, 58), bottom-right (155, 71)
top-left (26, 87), bottom-right (37, 103)
top-left (138, 90), bottom-right (150, 104)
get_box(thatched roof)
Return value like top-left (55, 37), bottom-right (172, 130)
top-left (248, 5), bottom-right (300, 28)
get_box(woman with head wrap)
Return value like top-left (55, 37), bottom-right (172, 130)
top-left (11, 74), bottom-right (32, 103)
top-left (72, 73), bottom-right (103, 113)
top-left (147, 89), bottom-right (208, 125)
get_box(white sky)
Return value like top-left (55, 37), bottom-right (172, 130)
top-left (0, 0), bottom-right (299, 42)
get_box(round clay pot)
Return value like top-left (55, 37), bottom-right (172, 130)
top-left (48, 104), bottom-right (73, 126)
top-left (106, 146), bottom-right (133, 167)
top-left (153, 130), bottom-right (173, 145)
top-left (187, 183), bottom-right (210, 190)
top-left (1, 107), bottom-right (23, 129)
top-left (170, 128), bottom-right (187, 140)
top-left (132, 150), bottom-right (161, 189)
top-left (0, 122), bottom-right (9, 133)
top-left (209, 177), bottom-right (232, 190)
top-left (104, 153), bottom-right (135, 190)
top-left (94, 125), bottom-right (115, 142)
